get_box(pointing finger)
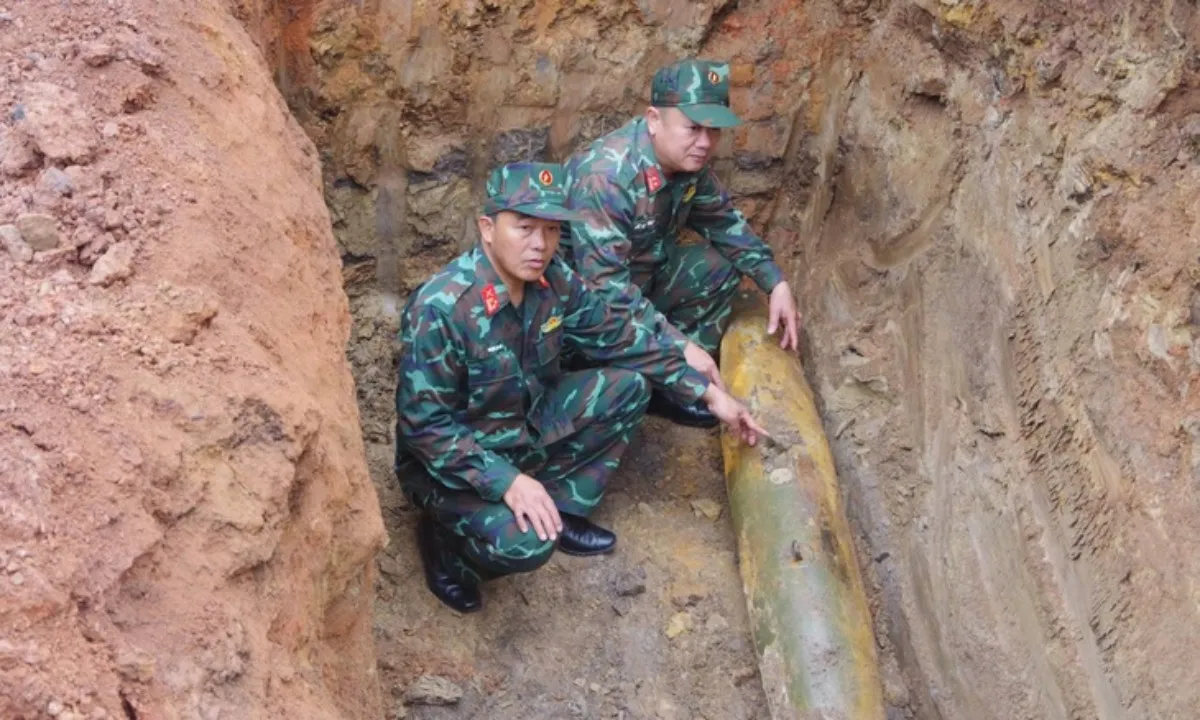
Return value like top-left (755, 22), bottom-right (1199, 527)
top-left (744, 412), bottom-right (771, 440)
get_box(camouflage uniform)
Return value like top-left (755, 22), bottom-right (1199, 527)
top-left (395, 163), bottom-right (709, 584)
top-left (561, 59), bottom-right (785, 355)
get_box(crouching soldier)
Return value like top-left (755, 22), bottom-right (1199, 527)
top-left (560, 59), bottom-right (802, 428)
top-left (394, 162), bottom-right (768, 613)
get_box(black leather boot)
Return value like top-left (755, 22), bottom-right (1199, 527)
top-left (416, 514), bottom-right (482, 613)
top-left (558, 513), bottom-right (617, 556)
top-left (646, 389), bottom-right (719, 428)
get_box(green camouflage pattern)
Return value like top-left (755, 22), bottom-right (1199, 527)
top-left (651, 59), bottom-right (740, 128)
top-left (646, 242), bottom-right (743, 354)
top-left (401, 367), bottom-right (650, 583)
top-left (482, 161), bottom-right (580, 222)
top-left (395, 244), bottom-right (709, 580)
top-left (560, 117), bottom-right (785, 354)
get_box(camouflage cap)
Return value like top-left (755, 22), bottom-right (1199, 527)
top-left (482, 162), bottom-right (581, 222)
top-left (650, 59), bottom-right (741, 128)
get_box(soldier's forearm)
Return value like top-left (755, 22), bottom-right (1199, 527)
top-left (419, 447), bottom-right (521, 502)
top-left (661, 318), bottom-right (691, 354)
top-left (749, 260), bottom-right (785, 294)
top-left (397, 418), bottom-right (521, 502)
top-left (473, 453), bottom-right (522, 502)
top-left (655, 364), bottom-right (709, 405)
top-left (692, 201), bottom-right (785, 293)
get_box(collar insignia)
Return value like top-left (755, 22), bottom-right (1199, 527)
top-left (482, 284), bottom-right (500, 316)
top-left (645, 166), bottom-right (664, 194)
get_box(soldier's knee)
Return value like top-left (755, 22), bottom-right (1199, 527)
top-left (490, 532), bottom-right (555, 574)
top-left (608, 369), bottom-right (651, 410)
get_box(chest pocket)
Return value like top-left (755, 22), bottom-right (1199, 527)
top-left (629, 214), bottom-right (668, 271)
top-left (674, 198), bottom-right (694, 231)
top-left (465, 348), bottom-right (522, 418)
top-left (534, 312), bottom-right (566, 375)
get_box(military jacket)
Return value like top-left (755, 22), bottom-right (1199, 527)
top-left (561, 117), bottom-right (785, 344)
top-left (396, 246), bottom-right (709, 502)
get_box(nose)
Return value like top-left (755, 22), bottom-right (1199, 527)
top-left (529, 225), bottom-right (549, 252)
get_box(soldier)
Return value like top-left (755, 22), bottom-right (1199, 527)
top-left (394, 161), bottom-right (768, 613)
top-left (561, 58), bottom-right (802, 428)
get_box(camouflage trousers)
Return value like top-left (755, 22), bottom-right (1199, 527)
top-left (400, 368), bottom-right (651, 584)
top-left (638, 242), bottom-right (742, 356)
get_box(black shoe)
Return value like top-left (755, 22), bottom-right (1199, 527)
top-left (558, 513), bottom-right (617, 556)
top-left (646, 390), bottom-right (719, 428)
top-left (416, 514), bottom-right (482, 613)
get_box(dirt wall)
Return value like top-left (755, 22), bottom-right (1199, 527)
top-left (802, 3), bottom-right (1200, 718)
top-left (1, 1), bottom-right (384, 718)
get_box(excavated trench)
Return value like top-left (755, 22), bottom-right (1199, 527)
top-left (1, 1), bottom-right (1198, 719)
top-left (240, 0), bottom-right (1200, 718)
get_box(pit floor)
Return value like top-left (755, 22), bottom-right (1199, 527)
top-left (368, 416), bottom-right (770, 720)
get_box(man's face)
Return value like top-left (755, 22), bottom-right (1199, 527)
top-left (646, 107), bottom-right (722, 174)
top-left (478, 210), bottom-right (561, 285)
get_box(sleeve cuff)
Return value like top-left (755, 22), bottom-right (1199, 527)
top-left (477, 455), bottom-right (522, 502)
top-left (665, 366), bottom-right (709, 406)
top-left (752, 262), bottom-right (786, 294)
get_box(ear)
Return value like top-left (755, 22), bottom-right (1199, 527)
top-left (645, 106), bottom-right (661, 136)
top-left (477, 215), bottom-right (495, 247)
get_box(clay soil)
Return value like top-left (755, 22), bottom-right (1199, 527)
top-left (6, 0), bottom-right (1200, 719)
top-left (1, 2), bottom-right (383, 719)
top-left (371, 418), bottom-right (772, 720)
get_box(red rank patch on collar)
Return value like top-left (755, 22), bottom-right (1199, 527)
top-left (538, 275), bottom-right (549, 288)
top-left (645, 166), bottom-right (664, 194)
top-left (482, 284), bottom-right (500, 316)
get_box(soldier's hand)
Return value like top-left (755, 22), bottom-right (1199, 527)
top-left (702, 386), bottom-right (771, 446)
top-left (684, 341), bottom-right (724, 390)
top-left (503, 474), bottom-right (562, 542)
top-left (768, 282), bottom-right (802, 352)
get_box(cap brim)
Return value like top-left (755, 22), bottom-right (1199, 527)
top-left (508, 203), bottom-right (582, 222)
top-left (679, 103), bottom-right (742, 128)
